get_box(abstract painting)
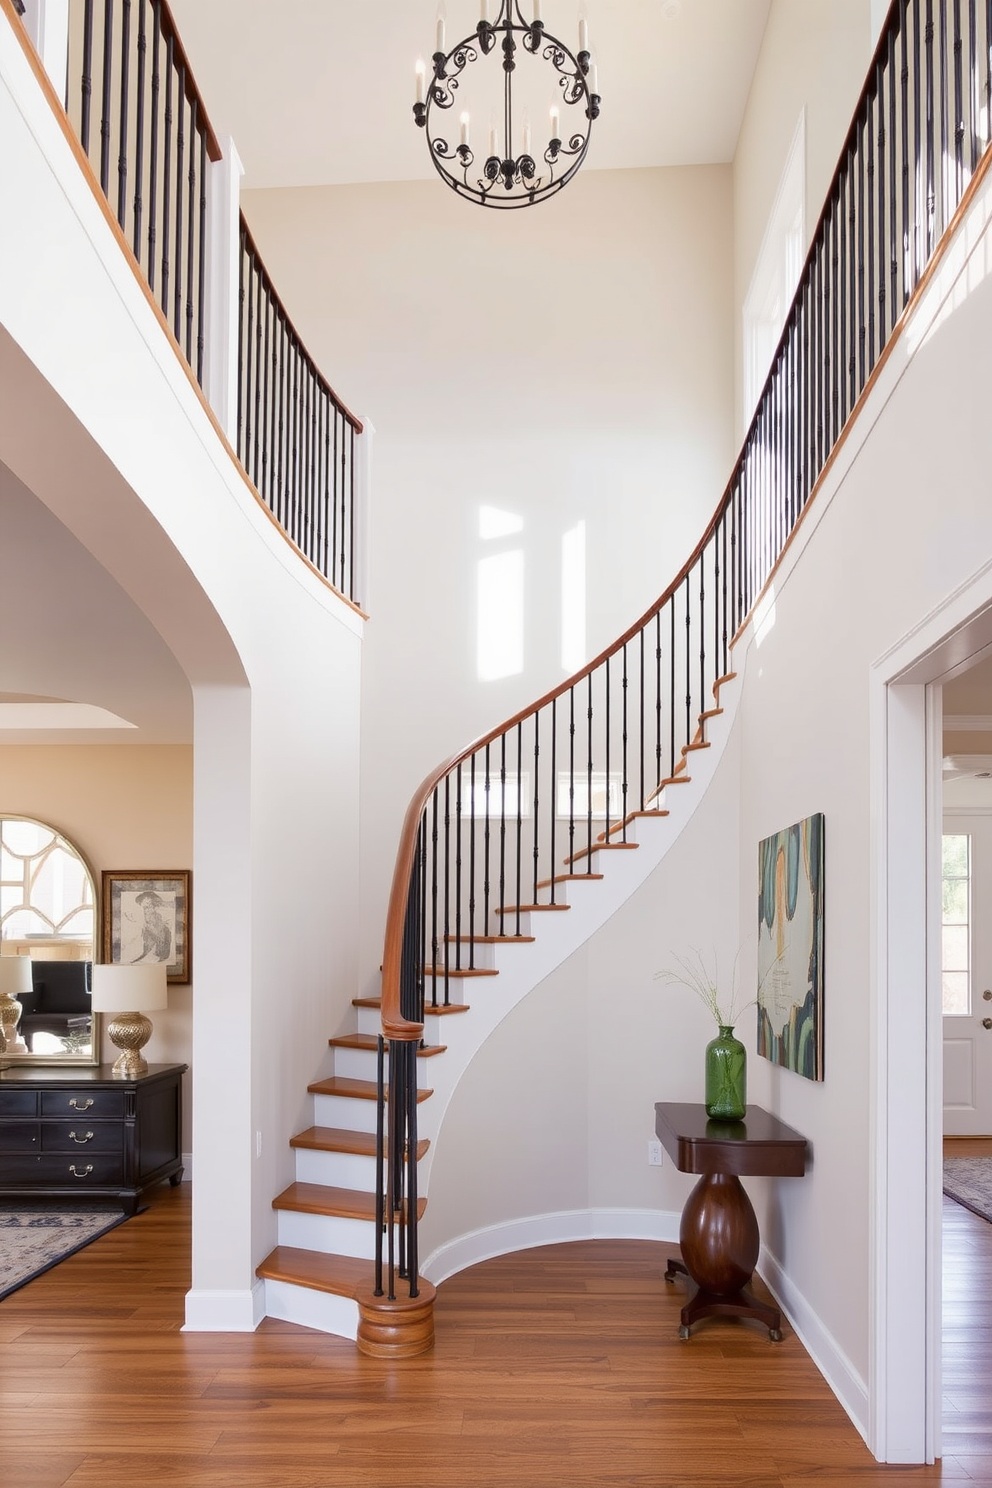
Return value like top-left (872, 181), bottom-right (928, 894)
top-left (757, 813), bottom-right (824, 1080)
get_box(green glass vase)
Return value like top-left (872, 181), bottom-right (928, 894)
top-left (704, 1025), bottom-right (747, 1120)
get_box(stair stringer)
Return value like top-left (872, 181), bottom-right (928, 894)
top-left (260, 667), bottom-right (742, 1336)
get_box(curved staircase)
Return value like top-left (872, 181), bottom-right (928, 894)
top-left (260, 0), bottom-right (992, 1357)
top-left (256, 672), bottom-right (740, 1344)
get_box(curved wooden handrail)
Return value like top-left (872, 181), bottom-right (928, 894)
top-left (158, 0), bottom-right (221, 162)
top-left (379, 471), bottom-right (737, 1040)
top-left (239, 213), bottom-right (364, 434)
top-left (379, 0), bottom-right (992, 1043)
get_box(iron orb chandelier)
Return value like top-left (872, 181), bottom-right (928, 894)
top-left (413, 2), bottom-right (601, 209)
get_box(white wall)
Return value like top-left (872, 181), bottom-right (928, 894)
top-left (0, 9), bottom-right (363, 1326)
top-left (733, 0), bottom-right (873, 434)
top-left (240, 164), bottom-right (736, 999)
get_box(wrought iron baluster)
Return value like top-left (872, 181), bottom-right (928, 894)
top-left (173, 67), bottom-right (185, 343)
top-left (147, 3), bottom-right (160, 289)
top-left (81, 0), bottom-right (94, 156)
top-left (100, 0), bottom-right (113, 195)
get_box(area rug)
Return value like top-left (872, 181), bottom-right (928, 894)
top-left (0, 1207), bottom-right (129, 1301)
top-left (942, 1156), bottom-right (992, 1223)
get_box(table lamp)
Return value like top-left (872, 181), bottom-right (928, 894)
top-left (0, 953), bottom-right (33, 1054)
top-left (90, 963), bottom-right (168, 1076)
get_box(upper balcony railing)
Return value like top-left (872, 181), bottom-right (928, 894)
top-left (372, 0), bottom-right (992, 1311)
top-left (10, 0), bottom-right (366, 608)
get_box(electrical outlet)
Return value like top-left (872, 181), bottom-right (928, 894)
top-left (648, 1139), bottom-right (663, 1167)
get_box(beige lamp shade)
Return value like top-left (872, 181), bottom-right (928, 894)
top-left (91, 963), bottom-right (168, 1012)
top-left (0, 954), bottom-right (34, 997)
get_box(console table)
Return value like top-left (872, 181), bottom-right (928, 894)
top-left (654, 1101), bottom-right (807, 1341)
top-left (0, 1063), bottom-right (186, 1214)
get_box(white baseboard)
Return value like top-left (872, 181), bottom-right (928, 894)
top-left (182, 1279), bottom-right (265, 1332)
top-left (759, 1242), bottom-right (869, 1443)
top-left (421, 1207), bottom-right (682, 1286)
top-left (180, 1151), bottom-right (192, 1181)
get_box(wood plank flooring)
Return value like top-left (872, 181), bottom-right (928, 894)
top-left (0, 1183), bottom-right (988, 1486)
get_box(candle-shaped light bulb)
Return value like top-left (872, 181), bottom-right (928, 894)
top-left (533, 0), bottom-right (542, 21)
top-left (415, 59), bottom-right (426, 104)
top-left (579, 16), bottom-right (589, 51)
top-left (460, 111), bottom-right (470, 146)
top-left (481, 0), bottom-right (490, 19)
top-left (488, 120), bottom-right (498, 158)
top-left (590, 63), bottom-right (599, 95)
top-left (436, 2), bottom-right (446, 53)
top-left (523, 118), bottom-right (532, 157)
top-left (550, 105), bottom-right (560, 140)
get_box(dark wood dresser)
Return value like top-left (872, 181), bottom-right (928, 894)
top-left (0, 1063), bottom-right (186, 1213)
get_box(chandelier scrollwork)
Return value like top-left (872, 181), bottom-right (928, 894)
top-left (413, 2), bottom-right (601, 209)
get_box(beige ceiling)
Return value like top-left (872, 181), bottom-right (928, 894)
top-left (167, 0), bottom-right (772, 189)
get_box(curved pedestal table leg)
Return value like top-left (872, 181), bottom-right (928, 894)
top-left (664, 1171), bottom-right (783, 1340)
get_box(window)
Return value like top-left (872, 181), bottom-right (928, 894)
top-left (941, 833), bottom-right (970, 1015)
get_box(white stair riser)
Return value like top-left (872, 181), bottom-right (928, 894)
top-left (332, 1046), bottom-right (381, 1081)
top-left (276, 1208), bottom-right (377, 1259)
top-left (312, 1093), bottom-right (378, 1132)
top-left (295, 1147), bottom-right (378, 1190)
top-left (332, 1045), bottom-right (441, 1081)
top-left (263, 1279), bottom-right (359, 1340)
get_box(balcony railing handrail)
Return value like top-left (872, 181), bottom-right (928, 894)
top-left (153, 0), bottom-right (221, 162)
top-left (238, 211), bottom-right (363, 435)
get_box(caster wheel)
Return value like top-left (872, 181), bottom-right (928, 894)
top-left (664, 1271), bottom-right (677, 1283)
top-left (679, 1325), bottom-right (691, 1340)
top-left (769, 1328), bottom-right (783, 1342)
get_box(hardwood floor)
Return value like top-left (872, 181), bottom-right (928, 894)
top-left (0, 1183), bottom-right (989, 1486)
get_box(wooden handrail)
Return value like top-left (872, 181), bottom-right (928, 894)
top-left (239, 212), bottom-right (364, 434)
top-left (157, 0), bottom-right (221, 162)
top-left (378, 0), bottom-right (992, 1044)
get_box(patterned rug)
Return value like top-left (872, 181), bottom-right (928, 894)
top-left (943, 1156), bottom-right (992, 1224)
top-left (0, 1207), bottom-right (129, 1301)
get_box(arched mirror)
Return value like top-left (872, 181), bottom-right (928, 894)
top-left (0, 815), bottom-right (99, 1065)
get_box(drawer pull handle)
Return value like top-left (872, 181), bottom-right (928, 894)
top-left (69, 1164), bottom-right (94, 1178)
top-left (68, 1098), bottom-right (94, 1111)
top-left (69, 1131), bottom-right (94, 1144)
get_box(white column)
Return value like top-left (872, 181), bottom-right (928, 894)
top-left (203, 133), bottom-right (244, 447)
top-left (20, 0), bottom-right (69, 99)
top-left (352, 416), bottom-right (375, 613)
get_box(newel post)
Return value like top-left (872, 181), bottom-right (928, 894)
top-left (19, 0), bottom-right (68, 98)
top-left (203, 132), bottom-right (244, 447)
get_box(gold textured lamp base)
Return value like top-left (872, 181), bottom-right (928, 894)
top-left (106, 1011), bottom-right (153, 1077)
top-left (0, 992), bottom-right (27, 1055)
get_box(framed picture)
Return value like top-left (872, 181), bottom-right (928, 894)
top-left (756, 814), bottom-right (824, 1080)
top-left (101, 871), bottom-right (191, 984)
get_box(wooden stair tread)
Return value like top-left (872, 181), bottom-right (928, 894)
top-left (498, 903), bottom-right (571, 914)
top-left (563, 842), bottom-right (639, 866)
top-left (256, 1246), bottom-right (373, 1297)
top-left (273, 1181), bottom-right (426, 1221)
top-left (534, 871), bottom-right (606, 889)
top-left (308, 1076), bottom-right (433, 1103)
top-left (597, 809), bottom-right (670, 842)
top-left (352, 996), bottom-right (471, 1016)
top-left (444, 934), bottom-right (536, 944)
top-left (682, 740), bottom-right (711, 753)
top-left (328, 1033), bottom-right (446, 1057)
top-left (290, 1126), bottom-right (429, 1160)
top-left (425, 966), bottom-right (498, 978)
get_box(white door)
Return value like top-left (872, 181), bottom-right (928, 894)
top-left (942, 812), bottom-right (992, 1135)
